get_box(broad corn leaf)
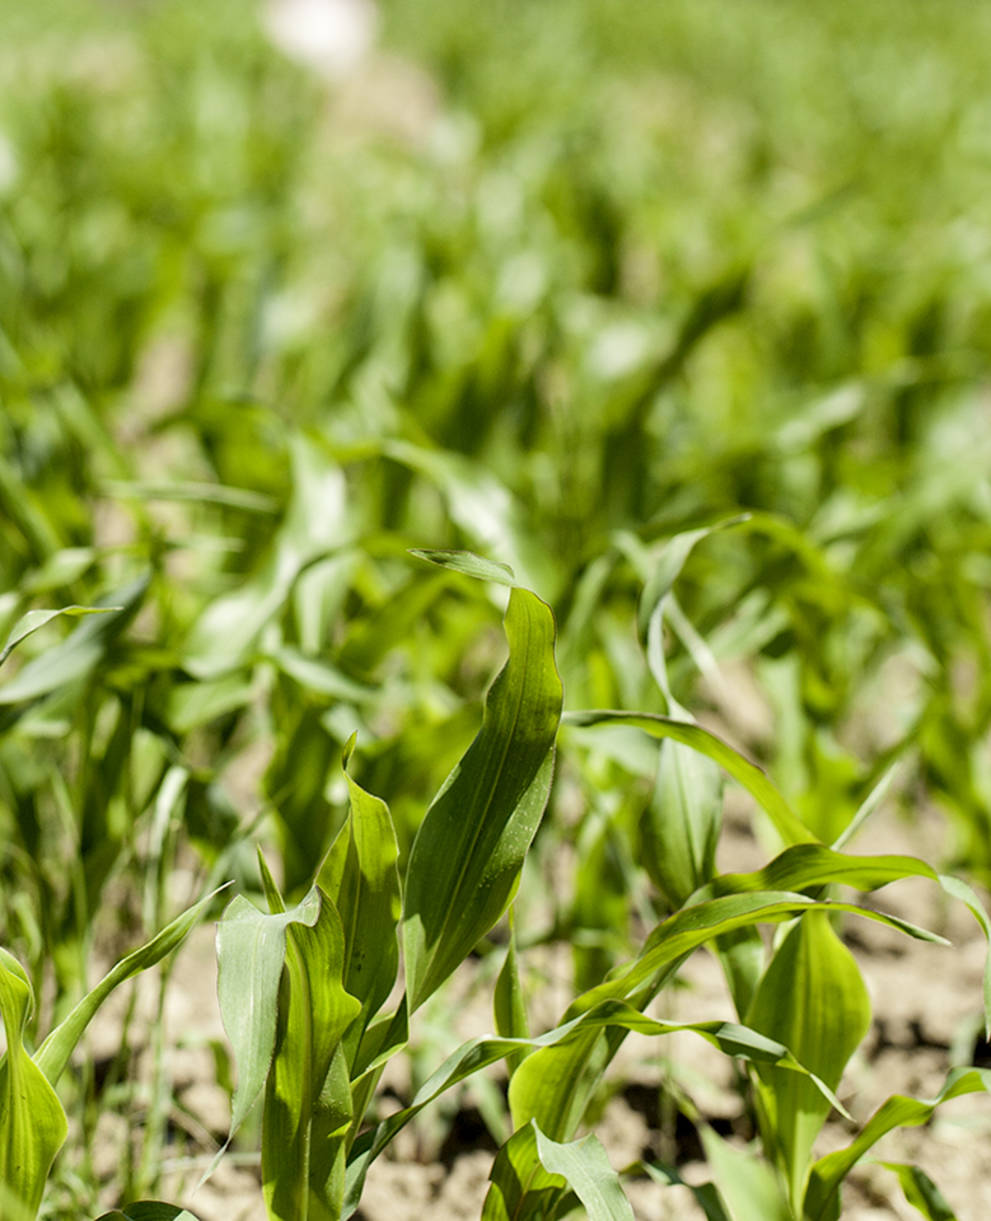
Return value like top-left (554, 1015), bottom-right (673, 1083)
top-left (215, 891), bottom-right (314, 1139)
top-left (644, 737), bottom-right (723, 908)
top-left (533, 1124), bottom-right (635, 1220)
top-left (746, 913), bottom-right (870, 1213)
top-left (483, 1121), bottom-right (572, 1221)
top-left (0, 949), bottom-right (67, 1220)
top-left (403, 584), bottom-right (562, 1010)
top-left (0, 605), bottom-right (121, 668)
top-left (261, 887), bottom-right (361, 1221)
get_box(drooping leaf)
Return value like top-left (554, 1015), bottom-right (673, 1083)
top-left (803, 1068), bottom-right (991, 1221)
top-left (35, 885), bottom-right (226, 1086)
top-left (403, 584), bottom-right (562, 1010)
top-left (0, 605), bottom-right (121, 668)
top-left (343, 996), bottom-right (845, 1217)
top-left (0, 576), bottom-right (147, 706)
top-left (564, 709), bottom-right (815, 847)
top-left (508, 891), bottom-right (939, 1142)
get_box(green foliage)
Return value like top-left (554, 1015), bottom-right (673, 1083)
top-left (4, 1), bottom-right (991, 1216)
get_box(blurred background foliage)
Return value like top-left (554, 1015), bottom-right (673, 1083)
top-left (2, 0), bottom-right (991, 1173)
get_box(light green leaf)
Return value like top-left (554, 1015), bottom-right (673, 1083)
top-left (262, 887), bottom-right (361, 1221)
top-left (700, 1125), bottom-right (792, 1221)
top-left (644, 737), bottom-right (723, 908)
top-left (508, 891), bottom-right (938, 1142)
top-left (533, 1123), bottom-right (635, 1220)
top-left (564, 710), bottom-right (815, 847)
top-left (0, 949), bottom-right (68, 1220)
top-left (0, 577), bottom-right (147, 705)
top-left (0, 605), bottom-right (120, 668)
top-left (410, 548), bottom-right (517, 587)
top-left (184, 434), bottom-right (351, 678)
top-left (36, 886), bottom-right (225, 1086)
top-left (747, 913), bottom-right (870, 1212)
top-left (344, 997), bottom-right (846, 1216)
top-left (694, 843), bottom-right (940, 901)
top-left (403, 585), bottom-right (562, 1010)
top-left (804, 1068), bottom-right (991, 1221)
top-left (215, 891), bottom-right (318, 1139)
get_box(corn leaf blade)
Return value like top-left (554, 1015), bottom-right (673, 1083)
top-left (0, 949), bottom-right (68, 1220)
top-left (803, 1068), bottom-right (991, 1221)
top-left (746, 912), bottom-right (871, 1211)
top-left (403, 585), bottom-right (562, 1011)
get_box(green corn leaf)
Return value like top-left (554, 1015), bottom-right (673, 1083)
top-left (93, 1205), bottom-right (203, 1220)
top-left (317, 734), bottom-right (402, 1068)
top-left (483, 1119), bottom-right (634, 1221)
top-left (343, 997), bottom-right (845, 1216)
top-left (508, 891), bottom-right (940, 1142)
top-left (0, 950), bottom-right (68, 1220)
top-left (698, 850), bottom-right (991, 1032)
top-left (699, 1125), bottom-right (792, 1221)
top-left (0, 605), bottom-right (121, 668)
top-left (261, 886), bottom-right (362, 1221)
top-left (746, 912), bottom-right (871, 1212)
top-left (694, 843), bottom-right (940, 900)
top-left (35, 885), bottom-right (226, 1086)
top-left (381, 438), bottom-right (552, 594)
top-left (878, 1162), bottom-right (957, 1221)
top-left (410, 548), bottom-right (517, 587)
top-left (0, 576), bottom-right (147, 706)
top-left (184, 434), bottom-right (351, 679)
top-left (483, 1121), bottom-right (575, 1221)
top-left (403, 584), bottom-right (562, 1011)
top-left (533, 1123), bottom-right (635, 1220)
top-left (803, 1067), bottom-right (991, 1221)
top-left (564, 710), bottom-right (815, 847)
top-left (644, 737), bottom-right (723, 908)
top-left (215, 891), bottom-right (314, 1139)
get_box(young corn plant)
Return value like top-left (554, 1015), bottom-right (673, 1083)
top-left (0, 892), bottom-right (221, 1221)
top-left (198, 550), bottom-right (991, 1221)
